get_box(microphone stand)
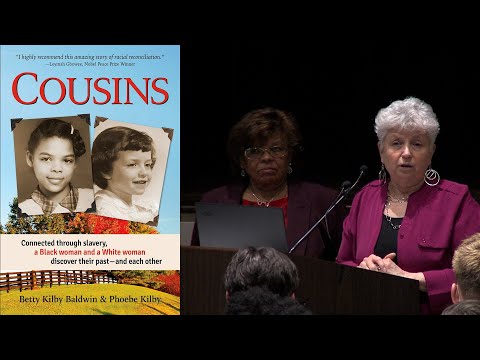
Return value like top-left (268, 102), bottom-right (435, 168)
top-left (288, 166), bottom-right (368, 254)
top-left (288, 187), bottom-right (350, 254)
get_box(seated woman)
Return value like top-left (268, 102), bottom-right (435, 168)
top-left (191, 107), bottom-right (347, 261)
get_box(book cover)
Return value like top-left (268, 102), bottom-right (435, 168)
top-left (0, 45), bottom-right (180, 315)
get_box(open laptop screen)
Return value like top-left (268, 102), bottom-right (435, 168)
top-left (195, 202), bottom-right (288, 252)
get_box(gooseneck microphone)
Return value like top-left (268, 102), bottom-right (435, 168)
top-left (349, 165), bottom-right (368, 194)
top-left (339, 180), bottom-right (352, 195)
top-left (327, 180), bottom-right (351, 210)
top-left (288, 165), bottom-right (368, 254)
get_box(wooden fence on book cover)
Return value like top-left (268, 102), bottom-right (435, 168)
top-left (0, 270), bottom-right (117, 293)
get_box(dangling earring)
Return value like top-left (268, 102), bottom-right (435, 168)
top-left (424, 165), bottom-right (440, 186)
top-left (287, 163), bottom-right (293, 174)
top-left (241, 168), bottom-right (245, 177)
top-left (378, 163), bottom-right (386, 184)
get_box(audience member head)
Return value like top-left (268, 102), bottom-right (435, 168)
top-left (224, 246), bottom-right (299, 298)
top-left (451, 232), bottom-right (480, 303)
top-left (441, 299), bottom-right (480, 315)
top-left (225, 286), bottom-right (312, 315)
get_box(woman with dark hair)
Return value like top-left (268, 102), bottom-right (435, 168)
top-left (191, 107), bottom-right (346, 260)
top-left (19, 118), bottom-right (94, 215)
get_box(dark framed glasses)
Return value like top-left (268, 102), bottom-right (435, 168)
top-left (244, 146), bottom-right (288, 160)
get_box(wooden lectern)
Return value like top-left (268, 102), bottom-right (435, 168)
top-left (181, 245), bottom-right (420, 315)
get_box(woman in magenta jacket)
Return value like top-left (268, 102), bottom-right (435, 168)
top-left (336, 97), bottom-right (480, 315)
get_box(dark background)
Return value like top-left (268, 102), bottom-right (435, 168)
top-left (181, 38), bottom-right (480, 206)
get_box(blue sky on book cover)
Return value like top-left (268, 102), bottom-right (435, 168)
top-left (0, 45), bottom-right (179, 234)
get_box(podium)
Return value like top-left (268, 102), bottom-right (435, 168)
top-left (181, 245), bottom-right (420, 315)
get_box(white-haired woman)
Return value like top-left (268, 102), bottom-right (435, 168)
top-left (336, 97), bottom-right (480, 314)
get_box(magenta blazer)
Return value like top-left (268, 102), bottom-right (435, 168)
top-left (336, 179), bottom-right (480, 314)
top-left (191, 180), bottom-right (347, 261)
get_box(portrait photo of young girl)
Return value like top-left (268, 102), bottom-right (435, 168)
top-left (12, 115), bottom-right (95, 216)
top-left (92, 117), bottom-right (173, 226)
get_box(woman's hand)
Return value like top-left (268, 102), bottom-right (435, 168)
top-left (358, 254), bottom-right (385, 271)
top-left (358, 253), bottom-right (426, 292)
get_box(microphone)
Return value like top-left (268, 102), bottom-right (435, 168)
top-left (288, 165), bottom-right (368, 254)
top-left (339, 180), bottom-right (352, 194)
top-left (329, 180), bottom-right (351, 208)
top-left (346, 165), bottom-right (368, 195)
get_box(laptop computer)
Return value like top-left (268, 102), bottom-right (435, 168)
top-left (195, 202), bottom-right (288, 252)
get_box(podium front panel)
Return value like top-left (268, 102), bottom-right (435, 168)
top-left (181, 246), bottom-right (420, 315)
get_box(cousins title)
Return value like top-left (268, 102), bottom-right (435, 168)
top-left (12, 72), bottom-right (169, 105)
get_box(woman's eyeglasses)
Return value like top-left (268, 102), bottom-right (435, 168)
top-left (244, 146), bottom-right (288, 160)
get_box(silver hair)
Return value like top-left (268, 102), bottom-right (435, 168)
top-left (374, 97), bottom-right (440, 146)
